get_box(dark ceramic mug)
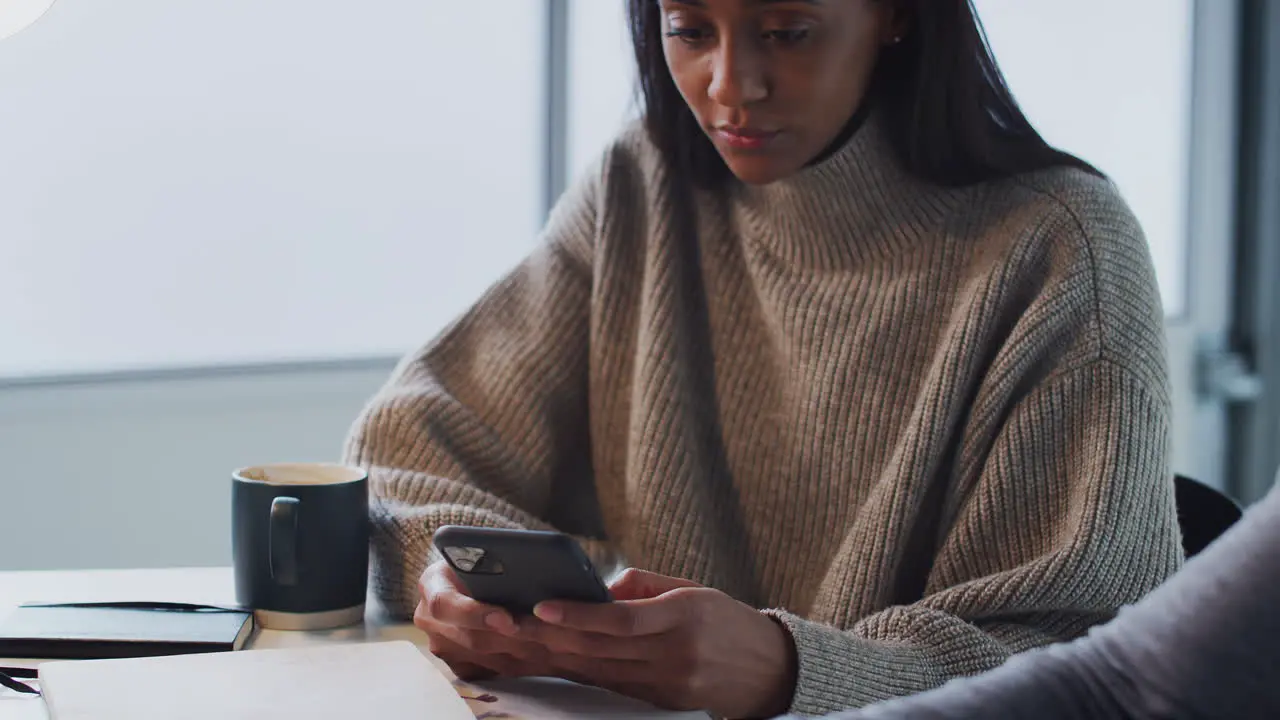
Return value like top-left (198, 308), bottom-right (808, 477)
top-left (231, 463), bottom-right (369, 630)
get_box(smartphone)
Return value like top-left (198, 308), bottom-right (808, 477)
top-left (432, 525), bottom-right (612, 616)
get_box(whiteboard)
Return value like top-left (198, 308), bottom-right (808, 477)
top-left (0, 0), bottom-right (546, 377)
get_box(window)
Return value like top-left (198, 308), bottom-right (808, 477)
top-left (0, 0), bottom-right (546, 377)
top-left (974, 0), bottom-right (1194, 317)
top-left (567, 1), bottom-right (636, 183)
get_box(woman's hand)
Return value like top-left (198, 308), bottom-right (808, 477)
top-left (414, 560), bottom-right (552, 680)
top-left (521, 569), bottom-right (798, 719)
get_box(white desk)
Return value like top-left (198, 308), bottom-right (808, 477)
top-left (0, 567), bottom-right (706, 719)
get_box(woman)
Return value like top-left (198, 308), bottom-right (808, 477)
top-left (344, 0), bottom-right (1182, 717)
top-left (793, 477), bottom-right (1280, 719)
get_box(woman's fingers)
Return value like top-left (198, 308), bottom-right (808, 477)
top-left (428, 622), bottom-right (556, 678)
top-left (414, 560), bottom-right (547, 678)
top-left (427, 612), bottom-right (546, 658)
top-left (429, 632), bottom-right (507, 677)
top-left (518, 620), bottom-right (670, 660)
top-left (419, 561), bottom-right (517, 634)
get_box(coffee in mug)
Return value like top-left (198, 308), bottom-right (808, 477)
top-left (231, 463), bottom-right (369, 630)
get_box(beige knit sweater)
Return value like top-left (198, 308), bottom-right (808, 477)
top-left (344, 115), bottom-right (1182, 716)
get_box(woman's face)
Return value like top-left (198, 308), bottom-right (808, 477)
top-left (660, 0), bottom-right (897, 185)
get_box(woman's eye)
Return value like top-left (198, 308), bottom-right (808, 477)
top-left (764, 27), bottom-right (810, 45)
top-left (664, 27), bottom-right (709, 45)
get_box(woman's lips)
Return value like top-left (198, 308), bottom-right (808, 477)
top-left (714, 126), bottom-right (781, 150)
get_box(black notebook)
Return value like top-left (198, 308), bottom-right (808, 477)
top-left (0, 602), bottom-right (254, 660)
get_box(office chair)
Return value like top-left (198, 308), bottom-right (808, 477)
top-left (1174, 474), bottom-right (1243, 558)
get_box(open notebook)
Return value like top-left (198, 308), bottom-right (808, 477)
top-left (37, 641), bottom-right (473, 719)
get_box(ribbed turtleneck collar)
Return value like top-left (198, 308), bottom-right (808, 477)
top-left (732, 111), bottom-right (967, 269)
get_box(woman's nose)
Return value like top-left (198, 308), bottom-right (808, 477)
top-left (707, 38), bottom-right (768, 108)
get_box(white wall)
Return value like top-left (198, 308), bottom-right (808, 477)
top-left (0, 364), bottom-right (391, 571)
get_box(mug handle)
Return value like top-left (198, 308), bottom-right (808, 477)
top-left (269, 496), bottom-right (300, 586)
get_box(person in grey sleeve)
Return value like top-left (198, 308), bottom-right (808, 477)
top-left (788, 477), bottom-right (1280, 720)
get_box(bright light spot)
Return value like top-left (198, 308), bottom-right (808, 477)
top-left (0, 0), bottom-right (57, 40)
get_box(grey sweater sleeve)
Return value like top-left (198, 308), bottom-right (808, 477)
top-left (795, 480), bottom-right (1280, 720)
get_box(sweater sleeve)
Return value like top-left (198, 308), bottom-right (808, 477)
top-left (766, 359), bottom-right (1182, 714)
top-left (342, 166), bottom-right (615, 619)
top-left (789, 478), bottom-right (1280, 720)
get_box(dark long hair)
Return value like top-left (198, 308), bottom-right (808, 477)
top-left (628, 0), bottom-right (1099, 189)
